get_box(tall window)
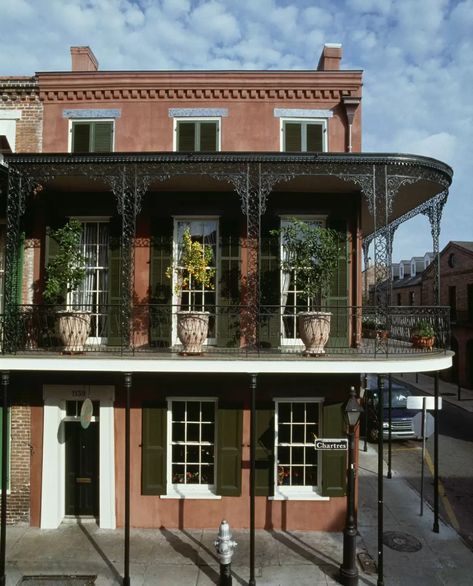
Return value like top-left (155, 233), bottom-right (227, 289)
top-left (282, 120), bottom-right (326, 152)
top-left (175, 119), bottom-right (219, 152)
top-left (167, 399), bottom-right (216, 495)
top-left (172, 219), bottom-right (218, 343)
top-left (409, 291), bottom-right (415, 306)
top-left (275, 400), bottom-right (321, 497)
top-left (71, 121), bottom-right (114, 153)
top-left (70, 221), bottom-right (109, 340)
top-left (279, 217), bottom-right (325, 344)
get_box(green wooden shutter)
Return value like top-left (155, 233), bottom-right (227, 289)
top-left (284, 122), bottom-right (302, 152)
top-left (177, 122), bottom-right (196, 152)
top-left (142, 403), bottom-right (167, 495)
top-left (200, 122), bottom-right (218, 151)
top-left (326, 220), bottom-right (349, 347)
top-left (321, 402), bottom-right (346, 497)
top-left (218, 219), bottom-right (240, 348)
top-left (217, 404), bottom-right (243, 496)
top-left (306, 124), bottom-right (323, 152)
top-left (259, 235), bottom-right (280, 349)
top-left (255, 404), bottom-right (274, 496)
top-left (149, 227), bottom-right (172, 347)
top-left (71, 123), bottom-right (91, 153)
top-left (107, 229), bottom-right (121, 346)
top-left (15, 232), bottom-right (25, 304)
top-left (93, 122), bottom-right (113, 152)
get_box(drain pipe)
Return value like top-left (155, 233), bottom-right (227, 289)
top-left (215, 520), bottom-right (237, 585)
top-left (342, 97), bottom-right (361, 153)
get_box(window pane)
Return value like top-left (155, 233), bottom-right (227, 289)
top-left (187, 423), bottom-right (199, 442)
top-left (172, 464), bottom-right (184, 484)
top-left (279, 403), bottom-right (291, 423)
top-left (187, 445), bottom-right (199, 463)
top-left (278, 424), bottom-right (290, 444)
top-left (186, 465), bottom-right (199, 484)
top-left (202, 445), bottom-right (213, 463)
top-left (172, 422), bottom-right (185, 442)
top-left (201, 402), bottom-right (214, 422)
top-left (292, 446), bottom-right (304, 464)
top-left (172, 401), bottom-right (185, 422)
top-left (306, 124), bottom-right (323, 152)
top-left (284, 122), bottom-right (302, 152)
top-left (172, 444), bottom-right (185, 462)
top-left (201, 423), bottom-right (214, 443)
top-left (306, 403), bottom-right (318, 422)
top-left (278, 446), bottom-right (290, 464)
top-left (292, 403), bottom-right (304, 423)
top-left (291, 466), bottom-right (304, 485)
top-left (187, 402), bottom-right (200, 422)
top-left (306, 466), bottom-right (318, 485)
top-left (201, 465), bottom-right (214, 484)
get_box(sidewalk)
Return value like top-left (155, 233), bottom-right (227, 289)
top-left (4, 444), bottom-right (472, 585)
top-left (395, 372), bottom-right (473, 413)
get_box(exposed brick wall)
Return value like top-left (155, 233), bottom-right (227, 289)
top-left (7, 405), bottom-right (31, 524)
top-left (0, 77), bottom-right (42, 153)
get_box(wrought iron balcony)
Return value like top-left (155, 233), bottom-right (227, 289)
top-left (0, 304), bottom-right (450, 358)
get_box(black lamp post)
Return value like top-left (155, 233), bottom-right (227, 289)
top-left (340, 386), bottom-right (363, 586)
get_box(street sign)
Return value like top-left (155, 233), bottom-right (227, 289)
top-left (406, 396), bottom-right (442, 410)
top-left (80, 398), bottom-right (93, 429)
top-left (412, 411), bottom-right (435, 439)
top-left (314, 438), bottom-right (348, 450)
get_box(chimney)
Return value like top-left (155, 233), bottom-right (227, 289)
top-left (317, 43), bottom-right (342, 71)
top-left (71, 46), bottom-right (99, 72)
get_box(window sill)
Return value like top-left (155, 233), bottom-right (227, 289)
top-left (269, 490), bottom-right (329, 501)
top-left (161, 489), bottom-right (222, 500)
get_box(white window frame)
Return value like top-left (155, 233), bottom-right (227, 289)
top-left (0, 110), bottom-right (21, 153)
top-left (279, 215), bottom-right (327, 346)
top-left (271, 398), bottom-right (328, 501)
top-left (68, 217), bottom-right (110, 344)
top-left (162, 397), bottom-right (221, 500)
top-left (171, 217), bottom-right (219, 346)
top-left (280, 118), bottom-right (328, 152)
top-left (68, 119), bottom-right (115, 153)
top-left (173, 117), bottom-right (221, 152)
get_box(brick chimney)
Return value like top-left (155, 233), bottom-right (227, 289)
top-left (70, 46), bottom-right (98, 72)
top-left (317, 43), bottom-right (342, 71)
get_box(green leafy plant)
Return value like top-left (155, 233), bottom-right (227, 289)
top-left (43, 219), bottom-right (87, 307)
top-left (270, 219), bottom-right (340, 310)
top-left (413, 319), bottom-right (435, 338)
top-left (165, 227), bottom-right (215, 309)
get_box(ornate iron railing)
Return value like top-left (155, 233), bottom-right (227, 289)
top-left (0, 304), bottom-right (450, 357)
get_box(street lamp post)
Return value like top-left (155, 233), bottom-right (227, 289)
top-left (340, 386), bottom-right (363, 586)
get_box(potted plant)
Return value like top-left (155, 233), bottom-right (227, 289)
top-left (362, 316), bottom-right (389, 340)
top-left (271, 219), bottom-right (340, 355)
top-left (411, 319), bottom-right (436, 350)
top-left (166, 227), bottom-right (216, 355)
top-left (43, 219), bottom-right (90, 352)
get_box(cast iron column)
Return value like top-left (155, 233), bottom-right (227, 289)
top-left (249, 373), bottom-right (257, 585)
top-left (124, 372), bottom-right (132, 586)
top-left (387, 375), bottom-right (392, 479)
top-left (0, 371), bottom-right (9, 586)
top-left (377, 376), bottom-right (384, 586)
top-left (340, 422), bottom-right (358, 584)
top-left (433, 371), bottom-right (440, 533)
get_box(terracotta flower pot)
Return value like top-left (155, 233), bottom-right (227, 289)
top-left (56, 311), bottom-right (91, 353)
top-left (176, 310), bottom-right (210, 355)
top-left (411, 335), bottom-right (435, 351)
top-left (298, 311), bottom-right (332, 356)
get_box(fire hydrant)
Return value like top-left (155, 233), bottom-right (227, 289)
top-left (214, 519), bottom-right (237, 586)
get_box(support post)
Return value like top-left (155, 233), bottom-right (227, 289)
top-left (249, 373), bottom-right (257, 586)
top-left (123, 372), bottom-right (132, 586)
top-left (0, 371), bottom-right (9, 586)
top-left (387, 375), bottom-right (392, 479)
top-left (433, 371), bottom-right (440, 533)
top-left (377, 376), bottom-right (384, 586)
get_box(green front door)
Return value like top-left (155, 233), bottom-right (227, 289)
top-left (65, 422), bottom-right (99, 516)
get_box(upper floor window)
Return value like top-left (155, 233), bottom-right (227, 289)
top-left (281, 119), bottom-right (326, 152)
top-left (175, 119), bottom-right (220, 152)
top-left (70, 120), bottom-right (114, 153)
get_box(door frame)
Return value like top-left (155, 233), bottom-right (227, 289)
top-left (41, 385), bottom-right (115, 529)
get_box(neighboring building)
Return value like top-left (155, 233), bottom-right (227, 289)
top-left (0, 44), bottom-right (453, 538)
top-left (423, 241), bottom-right (473, 388)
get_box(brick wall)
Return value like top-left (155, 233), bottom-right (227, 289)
top-left (0, 77), bottom-right (42, 152)
top-left (8, 406), bottom-right (31, 524)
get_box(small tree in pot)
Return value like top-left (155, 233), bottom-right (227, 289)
top-left (166, 227), bottom-right (216, 355)
top-left (271, 219), bottom-right (340, 355)
top-left (43, 219), bottom-right (90, 352)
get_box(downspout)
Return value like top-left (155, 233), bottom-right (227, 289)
top-left (342, 97), bottom-right (361, 153)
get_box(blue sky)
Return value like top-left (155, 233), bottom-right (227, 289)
top-left (1, 0), bottom-right (472, 261)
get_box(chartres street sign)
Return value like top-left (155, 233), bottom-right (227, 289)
top-left (314, 438), bottom-right (348, 450)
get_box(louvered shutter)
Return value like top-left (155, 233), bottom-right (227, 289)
top-left (107, 219), bottom-right (121, 346)
top-left (326, 219), bottom-right (348, 347)
top-left (149, 221), bottom-right (172, 347)
top-left (72, 123), bottom-right (91, 153)
top-left (259, 234), bottom-right (280, 349)
top-left (177, 122), bottom-right (196, 151)
top-left (283, 122), bottom-right (302, 152)
top-left (306, 124), bottom-right (323, 152)
top-left (200, 122), bottom-right (218, 151)
top-left (321, 402), bottom-right (346, 497)
top-left (255, 404), bottom-right (274, 496)
top-left (93, 122), bottom-right (113, 152)
top-left (217, 218), bottom-right (240, 348)
top-left (216, 404), bottom-right (243, 496)
top-left (142, 403), bottom-right (167, 495)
